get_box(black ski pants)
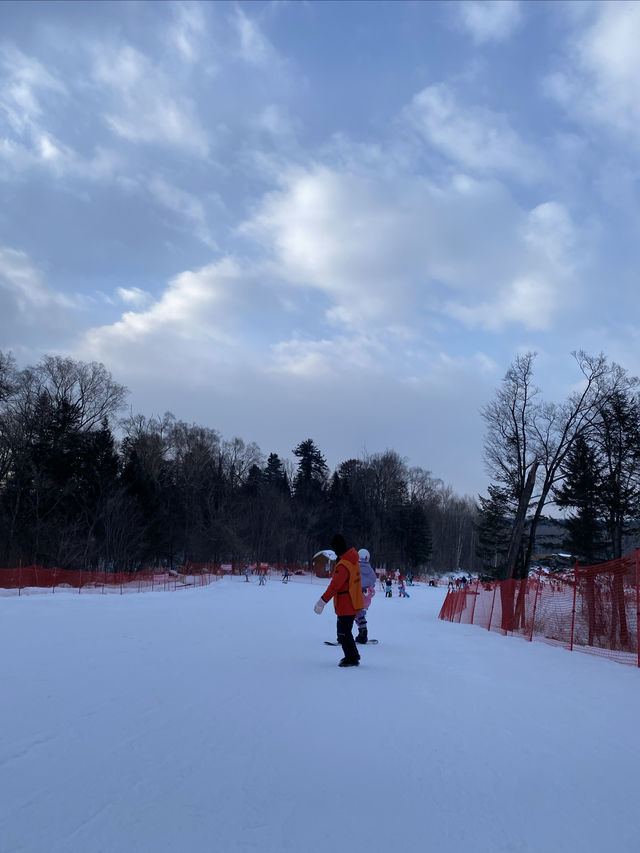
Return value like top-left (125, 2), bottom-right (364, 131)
top-left (336, 614), bottom-right (360, 663)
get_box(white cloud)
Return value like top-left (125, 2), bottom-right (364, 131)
top-left (269, 333), bottom-right (387, 379)
top-left (0, 45), bottom-right (122, 181)
top-left (545, 3), bottom-right (640, 142)
top-left (242, 160), bottom-right (577, 336)
top-left (0, 45), bottom-right (67, 134)
top-left (146, 175), bottom-right (217, 249)
top-left (442, 200), bottom-right (578, 332)
top-left (406, 83), bottom-right (542, 181)
top-left (117, 287), bottom-right (152, 308)
top-left (79, 258), bottom-right (254, 377)
top-left (445, 275), bottom-right (557, 332)
top-left (91, 43), bottom-right (209, 155)
top-left (455, 0), bottom-right (523, 44)
top-left (169, 2), bottom-right (207, 63)
top-left (0, 247), bottom-right (74, 313)
top-left (0, 45), bottom-right (80, 176)
top-left (233, 7), bottom-right (277, 68)
top-left (522, 201), bottom-right (577, 271)
top-left (0, 248), bottom-right (84, 356)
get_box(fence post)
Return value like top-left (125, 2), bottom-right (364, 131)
top-left (529, 574), bottom-right (541, 642)
top-left (635, 549), bottom-right (640, 669)
top-left (570, 562), bottom-right (578, 652)
top-left (469, 579), bottom-right (479, 625)
top-left (488, 582), bottom-right (498, 632)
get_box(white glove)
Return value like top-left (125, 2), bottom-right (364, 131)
top-left (314, 599), bottom-right (326, 614)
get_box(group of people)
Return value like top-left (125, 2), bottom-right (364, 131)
top-left (312, 540), bottom-right (414, 668)
top-left (312, 535), bottom-right (416, 667)
top-left (447, 576), bottom-right (470, 591)
top-left (383, 574), bottom-right (410, 598)
top-left (313, 534), bottom-right (377, 668)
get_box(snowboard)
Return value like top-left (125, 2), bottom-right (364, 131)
top-left (324, 639), bottom-right (379, 645)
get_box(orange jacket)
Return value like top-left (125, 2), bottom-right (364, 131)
top-left (320, 548), bottom-right (363, 615)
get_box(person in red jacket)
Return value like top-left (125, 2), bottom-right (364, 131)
top-left (313, 533), bottom-right (363, 667)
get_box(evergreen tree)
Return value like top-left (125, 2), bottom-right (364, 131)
top-left (554, 433), bottom-right (603, 563)
top-left (292, 439), bottom-right (328, 500)
top-left (475, 485), bottom-right (512, 578)
top-left (264, 453), bottom-right (290, 496)
top-left (292, 439), bottom-right (329, 553)
top-left (594, 390), bottom-right (640, 559)
top-left (404, 499), bottom-right (433, 570)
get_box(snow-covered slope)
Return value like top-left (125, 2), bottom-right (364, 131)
top-left (2, 577), bottom-right (639, 852)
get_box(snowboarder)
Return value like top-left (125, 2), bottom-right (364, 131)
top-left (385, 576), bottom-right (393, 598)
top-left (313, 534), bottom-right (363, 667)
top-left (355, 548), bottom-right (377, 644)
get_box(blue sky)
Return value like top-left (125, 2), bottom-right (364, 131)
top-left (2, 0), bottom-right (640, 497)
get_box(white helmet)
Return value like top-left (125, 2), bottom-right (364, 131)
top-left (358, 548), bottom-right (370, 562)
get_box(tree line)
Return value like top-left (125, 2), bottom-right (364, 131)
top-left (7, 348), bottom-right (628, 580)
top-left (0, 351), bottom-right (477, 573)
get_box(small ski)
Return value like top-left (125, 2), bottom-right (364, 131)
top-left (324, 639), bottom-right (378, 645)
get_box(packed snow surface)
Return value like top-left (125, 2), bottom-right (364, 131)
top-left (2, 576), bottom-right (639, 853)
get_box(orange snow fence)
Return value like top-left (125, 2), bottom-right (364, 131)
top-left (0, 564), bottom-right (223, 596)
top-left (0, 562), bottom-right (320, 596)
top-left (439, 550), bottom-right (640, 667)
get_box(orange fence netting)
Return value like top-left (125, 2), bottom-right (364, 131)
top-left (0, 562), bottom-right (326, 596)
top-left (439, 550), bottom-right (640, 667)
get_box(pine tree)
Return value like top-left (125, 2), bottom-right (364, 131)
top-left (292, 439), bottom-right (329, 553)
top-left (554, 434), bottom-right (603, 563)
top-left (475, 485), bottom-right (512, 578)
top-left (264, 453), bottom-right (290, 496)
top-left (404, 499), bottom-right (433, 571)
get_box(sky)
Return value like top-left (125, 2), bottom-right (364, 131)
top-left (2, 577), bottom-right (640, 852)
top-left (2, 1), bottom-right (640, 498)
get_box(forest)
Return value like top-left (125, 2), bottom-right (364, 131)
top-left (0, 351), bottom-right (477, 573)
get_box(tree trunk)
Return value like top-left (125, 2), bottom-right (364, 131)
top-left (503, 462), bottom-right (539, 581)
top-left (501, 462), bottom-right (538, 632)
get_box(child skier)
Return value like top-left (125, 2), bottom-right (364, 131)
top-left (313, 534), bottom-right (363, 667)
top-left (398, 576), bottom-right (409, 598)
top-left (385, 576), bottom-right (393, 597)
top-left (355, 548), bottom-right (377, 644)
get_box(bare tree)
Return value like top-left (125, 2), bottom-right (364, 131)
top-left (27, 356), bottom-right (128, 429)
top-left (482, 351), bottom-right (635, 581)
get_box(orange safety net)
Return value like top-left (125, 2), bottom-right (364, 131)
top-left (0, 561), bottom-right (319, 595)
top-left (0, 564), bottom-right (224, 595)
top-left (439, 550), bottom-right (640, 667)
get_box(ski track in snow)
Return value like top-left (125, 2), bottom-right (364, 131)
top-left (2, 577), bottom-right (640, 852)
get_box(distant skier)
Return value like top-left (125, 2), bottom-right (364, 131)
top-left (385, 577), bottom-right (393, 598)
top-left (398, 576), bottom-right (409, 598)
top-left (282, 567), bottom-right (289, 583)
top-left (244, 565), bottom-right (250, 583)
top-left (258, 567), bottom-right (267, 586)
